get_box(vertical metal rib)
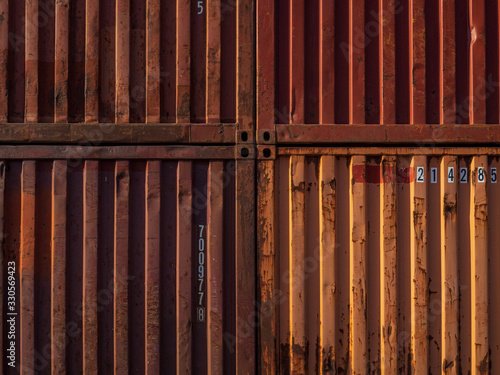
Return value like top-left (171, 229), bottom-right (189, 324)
top-left (177, 161), bottom-right (192, 374)
top-left (335, 156), bottom-right (350, 372)
top-left (458, 157), bottom-right (472, 375)
top-left (257, 158), bottom-right (276, 374)
top-left (176, 0), bottom-right (191, 123)
top-left (289, 155), bottom-right (305, 372)
top-left (257, 0), bottom-right (275, 129)
top-left (278, 156), bottom-right (291, 372)
top-left (25, 0), bottom-right (38, 122)
top-left (289, 0), bottom-right (304, 125)
top-left (207, 161), bottom-right (224, 373)
top-left (145, 161), bottom-right (160, 373)
top-left (412, 155), bottom-right (427, 372)
top-left (55, 0), bottom-right (69, 122)
top-left (234, 159), bottom-right (255, 373)
top-left (366, 158), bottom-right (381, 371)
top-left (427, 156), bottom-right (442, 374)
top-left (469, 1), bottom-right (487, 124)
top-left (410, 0), bottom-right (426, 124)
top-left (305, 158), bottom-right (320, 372)
top-left (51, 161), bottom-right (67, 374)
top-left (115, 0), bottom-right (130, 123)
top-left (319, 0), bottom-right (335, 124)
top-left (471, 156), bottom-right (489, 373)
top-left (146, 0), bottom-right (160, 123)
top-left (206, 0), bottom-right (221, 123)
top-left (380, 0), bottom-right (396, 124)
top-left (396, 156), bottom-right (411, 372)
top-left (349, 0), bottom-right (365, 124)
top-left (441, 0), bottom-right (456, 123)
top-left (83, 160), bottom-right (98, 374)
top-left (349, 156), bottom-right (367, 373)
top-left (442, 156), bottom-right (459, 372)
top-left (236, 0), bottom-right (254, 130)
top-left (381, 156), bottom-right (397, 374)
top-left (319, 155), bottom-right (336, 373)
top-left (20, 161), bottom-right (35, 373)
top-left (85, 0), bottom-right (99, 122)
top-left (114, 161), bottom-right (129, 372)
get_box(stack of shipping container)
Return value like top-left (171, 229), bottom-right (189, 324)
top-left (1, 0), bottom-right (500, 373)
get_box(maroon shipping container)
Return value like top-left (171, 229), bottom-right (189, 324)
top-left (0, 0), bottom-right (254, 143)
top-left (257, 0), bottom-right (500, 145)
top-left (0, 145), bottom-right (255, 374)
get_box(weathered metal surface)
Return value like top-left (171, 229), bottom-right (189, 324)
top-left (0, 0), bottom-right (254, 133)
top-left (257, 0), bottom-right (500, 143)
top-left (0, 123), bottom-right (238, 144)
top-left (258, 148), bottom-right (500, 374)
top-left (0, 148), bottom-right (255, 374)
top-left (276, 124), bottom-right (500, 144)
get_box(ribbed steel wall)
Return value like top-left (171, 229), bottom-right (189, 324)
top-left (257, 0), bottom-right (500, 133)
top-left (258, 149), bottom-right (500, 374)
top-left (0, 0), bottom-right (254, 127)
top-left (0, 157), bottom-right (255, 374)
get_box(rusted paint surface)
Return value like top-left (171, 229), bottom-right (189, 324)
top-left (0, 123), bottom-right (237, 144)
top-left (236, 0), bottom-right (255, 132)
top-left (0, 0), bottom-right (251, 129)
top-left (206, 0), bottom-right (221, 124)
top-left (258, 150), bottom-right (500, 374)
top-left (256, 0), bottom-right (274, 131)
top-left (115, 0), bottom-right (130, 123)
top-left (0, 151), bottom-right (253, 374)
top-left (85, 0), bottom-right (99, 123)
top-left (235, 159), bottom-right (256, 374)
top-left (113, 160), bottom-right (129, 374)
top-left (277, 124), bottom-right (500, 144)
top-left (20, 161), bottom-right (35, 373)
top-left (257, 159), bottom-right (277, 374)
top-left (258, 0), bottom-right (500, 142)
top-left (207, 161), bottom-right (224, 373)
top-left (278, 147), bottom-right (500, 157)
top-left (0, 145), bottom-right (248, 162)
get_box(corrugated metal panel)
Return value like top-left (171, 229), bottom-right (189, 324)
top-left (256, 0), bottom-right (500, 143)
top-left (0, 150), bottom-right (255, 374)
top-left (258, 149), bottom-right (500, 374)
top-left (0, 0), bottom-right (254, 130)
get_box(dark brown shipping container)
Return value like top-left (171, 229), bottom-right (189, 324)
top-left (0, 0), bottom-right (255, 143)
top-left (258, 147), bottom-right (500, 374)
top-left (256, 0), bottom-right (500, 144)
top-left (0, 145), bottom-right (255, 374)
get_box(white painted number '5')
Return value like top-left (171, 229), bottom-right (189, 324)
top-left (197, 1), bottom-right (203, 14)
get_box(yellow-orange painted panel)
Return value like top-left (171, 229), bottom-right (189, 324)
top-left (258, 149), bottom-right (500, 374)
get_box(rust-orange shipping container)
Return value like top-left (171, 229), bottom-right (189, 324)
top-left (0, 0), bottom-right (254, 143)
top-left (258, 148), bottom-right (500, 374)
top-left (0, 145), bottom-right (255, 374)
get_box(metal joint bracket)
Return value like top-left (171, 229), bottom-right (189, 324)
top-left (235, 144), bottom-right (256, 160)
top-left (256, 145), bottom-right (276, 160)
top-left (257, 127), bottom-right (276, 145)
top-left (236, 124), bottom-right (255, 144)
